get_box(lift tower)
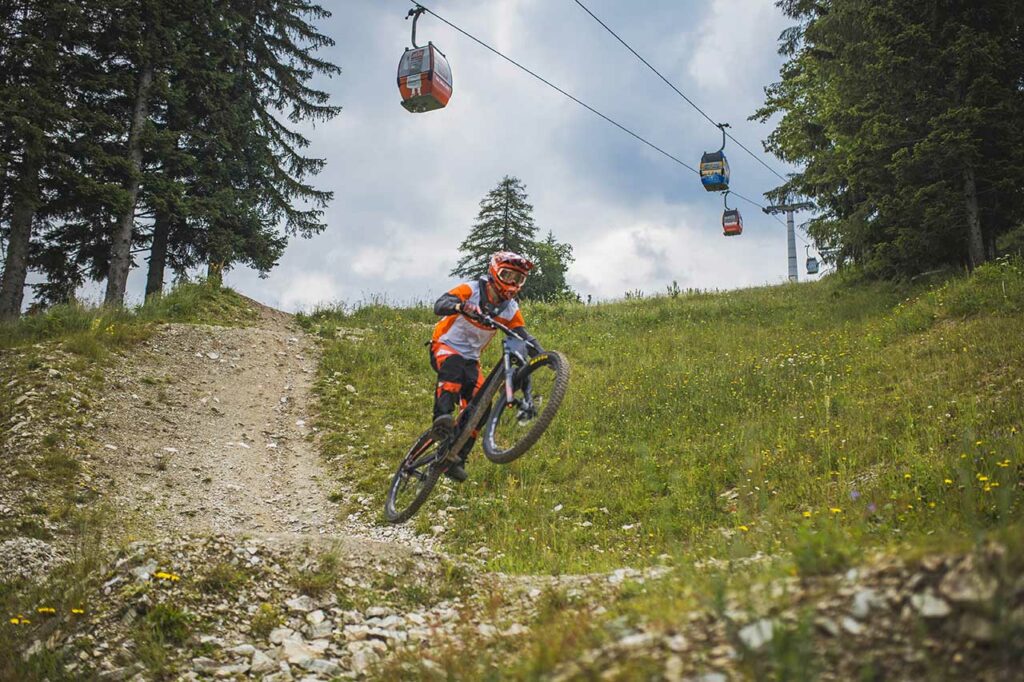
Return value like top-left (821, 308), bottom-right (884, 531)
top-left (764, 201), bottom-right (814, 282)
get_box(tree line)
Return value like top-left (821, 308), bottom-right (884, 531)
top-left (756, 0), bottom-right (1024, 278)
top-left (0, 0), bottom-right (341, 319)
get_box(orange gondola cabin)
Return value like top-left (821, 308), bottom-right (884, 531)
top-left (722, 209), bottom-right (743, 236)
top-left (398, 44), bottom-right (452, 113)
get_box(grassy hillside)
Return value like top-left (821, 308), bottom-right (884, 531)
top-left (303, 259), bottom-right (1024, 577)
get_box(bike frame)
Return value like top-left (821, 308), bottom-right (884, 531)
top-left (441, 311), bottom-right (539, 463)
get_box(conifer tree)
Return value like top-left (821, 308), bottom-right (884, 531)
top-left (451, 176), bottom-right (540, 278)
top-left (0, 1), bottom-right (86, 318)
top-left (451, 176), bottom-right (577, 301)
top-left (756, 0), bottom-right (1024, 277)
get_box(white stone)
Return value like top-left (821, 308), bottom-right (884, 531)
top-left (851, 588), bottom-right (884, 619)
top-left (282, 640), bottom-right (322, 667)
top-left (227, 644), bottom-right (255, 657)
top-left (911, 591), bottom-right (952, 618)
top-left (618, 632), bottom-right (654, 649)
top-left (665, 634), bottom-right (688, 652)
top-left (285, 596), bottom-right (317, 613)
top-left (268, 627), bottom-right (295, 644)
top-left (306, 610), bottom-right (325, 625)
top-left (250, 650), bottom-right (276, 674)
top-left (841, 616), bottom-right (864, 635)
top-left (737, 619), bottom-right (774, 651)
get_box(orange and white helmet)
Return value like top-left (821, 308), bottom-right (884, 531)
top-left (488, 251), bottom-right (534, 300)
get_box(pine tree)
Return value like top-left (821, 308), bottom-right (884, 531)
top-left (451, 176), bottom-right (577, 301)
top-left (0, 1), bottom-right (86, 318)
top-left (755, 0), bottom-right (1024, 277)
top-left (451, 176), bottom-right (540, 278)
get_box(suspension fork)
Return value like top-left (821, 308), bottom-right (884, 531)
top-left (502, 348), bottom-right (516, 405)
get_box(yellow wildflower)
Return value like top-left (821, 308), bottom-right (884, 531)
top-left (737, 525), bottom-right (749, 532)
top-left (944, 478), bottom-right (953, 485)
top-left (903, 473), bottom-right (911, 479)
top-left (36, 607), bottom-right (56, 615)
top-left (802, 511), bottom-right (812, 518)
top-left (830, 507), bottom-right (842, 514)
top-left (71, 608), bottom-right (84, 615)
top-left (977, 475), bottom-right (989, 482)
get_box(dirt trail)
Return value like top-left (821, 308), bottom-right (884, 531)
top-left (93, 305), bottom-right (420, 552)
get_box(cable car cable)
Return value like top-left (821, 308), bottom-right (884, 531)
top-left (404, 1), bottom-right (798, 242)
top-left (406, 1), bottom-right (700, 174)
top-left (570, 0), bottom-right (791, 185)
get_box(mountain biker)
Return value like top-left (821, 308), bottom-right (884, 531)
top-left (430, 251), bottom-right (544, 482)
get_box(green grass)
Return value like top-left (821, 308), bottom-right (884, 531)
top-left (303, 258), bottom-right (1024, 575)
top-left (0, 281), bottom-right (257, 352)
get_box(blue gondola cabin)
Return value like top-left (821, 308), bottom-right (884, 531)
top-left (806, 257), bottom-right (820, 274)
top-left (722, 209), bottom-right (743, 236)
top-left (398, 44), bottom-right (452, 113)
top-left (700, 151), bottom-right (730, 191)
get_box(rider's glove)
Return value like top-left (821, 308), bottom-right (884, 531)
top-left (457, 302), bottom-right (482, 317)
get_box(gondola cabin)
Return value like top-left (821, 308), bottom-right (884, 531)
top-left (700, 151), bottom-right (730, 191)
top-left (398, 44), bottom-right (452, 113)
top-left (722, 208), bottom-right (743, 236)
top-left (806, 257), bottom-right (820, 274)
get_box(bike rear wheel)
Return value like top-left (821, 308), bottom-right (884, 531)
top-left (482, 351), bottom-right (570, 464)
top-left (385, 430), bottom-right (444, 523)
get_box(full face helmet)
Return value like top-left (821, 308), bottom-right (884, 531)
top-left (487, 251), bottom-right (534, 300)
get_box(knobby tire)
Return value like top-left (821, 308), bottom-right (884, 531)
top-left (482, 351), bottom-right (570, 464)
top-left (384, 430), bottom-right (443, 524)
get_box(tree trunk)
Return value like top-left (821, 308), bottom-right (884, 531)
top-left (145, 208), bottom-right (170, 298)
top-left (105, 64), bottom-right (154, 306)
top-left (0, 152), bottom-right (40, 320)
top-left (963, 165), bottom-right (986, 270)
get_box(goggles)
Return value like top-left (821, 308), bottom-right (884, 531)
top-left (496, 267), bottom-right (528, 286)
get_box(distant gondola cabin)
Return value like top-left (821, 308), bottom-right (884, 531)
top-left (722, 209), bottom-right (743, 237)
top-left (700, 151), bottom-right (730, 191)
top-left (806, 257), bottom-right (820, 274)
top-left (398, 44), bottom-right (452, 113)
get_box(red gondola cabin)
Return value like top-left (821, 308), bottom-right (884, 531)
top-left (722, 209), bottom-right (743, 236)
top-left (398, 44), bottom-right (452, 113)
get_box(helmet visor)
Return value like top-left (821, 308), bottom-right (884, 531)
top-left (496, 267), bottom-right (527, 286)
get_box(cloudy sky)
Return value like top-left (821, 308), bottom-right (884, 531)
top-left (122, 0), bottom-right (814, 310)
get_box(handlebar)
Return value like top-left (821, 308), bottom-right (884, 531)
top-left (459, 308), bottom-right (541, 354)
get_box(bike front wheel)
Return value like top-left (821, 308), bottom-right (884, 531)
top-left (482, 350), bottom-right (570, 464)
top-left (385, 430), bottom-right (444, 523)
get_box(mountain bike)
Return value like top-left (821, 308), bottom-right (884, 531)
top-left (384, 311), bottom-right (570, 523)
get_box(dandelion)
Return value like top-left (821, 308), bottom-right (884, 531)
top-left (977, 475), bottom-right (989, 482)
top-left (802, 511), bottom-right (812, 518)
top-left (153, 571), bottom-right (181, 582)
top-left (71, 608), bottom-right (84, 615)
top-left (944, 478), bottom-right (953, 485)
top-left (903, 473), bottom-right (912, 480)
top-left (829, 507), bottom-right (842, 514)
top-left (737, 525), bottom-right (749, 532)
top-left (36, 607), bottom-right (56, 615)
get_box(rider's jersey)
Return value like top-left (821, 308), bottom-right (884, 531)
top-left (432, 279), bottom-right (525, 360)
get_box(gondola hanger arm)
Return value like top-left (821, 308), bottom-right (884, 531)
top-left (717, 123), bottom-right (730, 153)
top-left (407, 6), bottom-right (426, 48)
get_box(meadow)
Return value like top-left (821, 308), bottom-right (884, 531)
top-left (302, 259), bottom-right (1024, 577)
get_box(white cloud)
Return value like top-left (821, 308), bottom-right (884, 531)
top-left (277, 273), bottom-right (340, 312)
